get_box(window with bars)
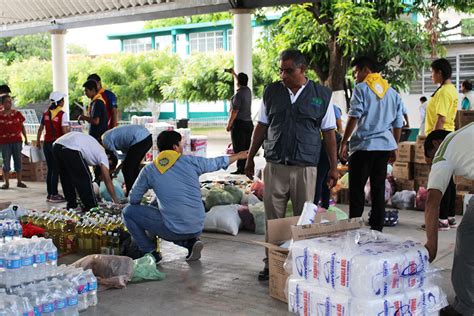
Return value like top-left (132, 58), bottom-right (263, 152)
top-left (189, 31), bottom-right (224, 53)
top-left (409, 54), bottom-right (474, 94)
top-left (227, 29), bottom-right (233, 51)
top-left (123, 38), bottom-right (152, 53)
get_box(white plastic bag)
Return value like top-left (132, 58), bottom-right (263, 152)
top-left (204, 204), bottom-right (241, 236)
top-left (392, 190), bottom-right (416, 209)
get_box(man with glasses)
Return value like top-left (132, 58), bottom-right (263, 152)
top-left (245, 49), bottom-right (338, 281)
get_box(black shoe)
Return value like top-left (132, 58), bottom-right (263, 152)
top-left (440, 305), bottom-right (462, 316)
top-left (258, 268), bottom-right (269, 281)
top-left (150, 251), bottom-right (162, 264)
top-left (185, 238), bottom-right (203, 261)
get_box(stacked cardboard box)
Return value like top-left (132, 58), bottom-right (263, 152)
top-left (21, 154), bottom-right (47, 181)
top-left (455, 110), bottom-right (474, 129)
top-left (413, 135), bottom-right (430, 190)
top-left (394, 178), bottom-right (415, 191)
top-left (454, 176), bottom-right (474, 193)
top-left (397, 142), bottom-right (415, 163)
top-left (393, 141), bottom-right (416, 181)
top-left (392, 162), bottom-right (413, 180)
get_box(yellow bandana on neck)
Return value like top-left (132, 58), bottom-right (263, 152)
top-left (364, 73), bottom-right (390, 99)
top-left (50, 107), bottom-right (63, 119)
top-left (153, 150), bottom-right (181, 174)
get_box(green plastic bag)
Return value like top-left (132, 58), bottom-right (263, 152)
top-left (131, 254), bottom-right (166, 283)
top-left (223, 185), bottom-right (243, 204)
top-left (205, 188), bottom-right (235, 210)
top-left (327, 206), bottom-right (349, 220)
top-left (249, 202), bottom-right (266, 235)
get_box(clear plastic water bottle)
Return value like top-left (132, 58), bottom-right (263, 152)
top-left (44, 239), bottom-right (57, 276)
top-left (19, 296), bottom-right (34, 316)
top-left (85, 269), bottom-right (98, 307)
top-left (13, 221), bottom-right (22, 240)
top-left (32, 237), bottom-right (47, 282)
top-left (5, 244), bottom-right (21, 289)
top-left (4, 222), bottom-right (13, 243)
top-left (39, 282), bottom-right (55, 315)
top-left (0, 243), bottom-right (6, 288)
top-left (63, 280), bottom-right (79, 316)
top-left (71, 272), bottom-right (88, 312)
top-left (0, 223), bottom-right (5, 244)
top-left (20, 240), bottom-right (34, 285)
top-left (51, 279), bottom-right (68, 316)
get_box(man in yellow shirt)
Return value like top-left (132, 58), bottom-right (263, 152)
top-left (425, 58), bottom-right (458, 135)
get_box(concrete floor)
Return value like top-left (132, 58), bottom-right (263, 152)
top-left (0, 136), bottom-right (459, 315)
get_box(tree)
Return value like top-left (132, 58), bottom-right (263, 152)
top-left (67, 44), bottom-right (89, 55)
top-left (0, 33), bottom-right (51, 64)
top-left (259, 1), bottom-right (442, 92)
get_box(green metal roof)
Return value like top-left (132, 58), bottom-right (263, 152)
top-left (107, 15), bottom-right (279, 40)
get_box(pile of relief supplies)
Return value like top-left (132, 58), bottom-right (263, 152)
top-left (285, 203), bottom-right (448, 316)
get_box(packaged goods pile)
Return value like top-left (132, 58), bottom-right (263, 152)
top-left (287, 230), bottom-right (447, 315)
top-left (23, 204), bottom-right (126, 256)
top-left (0, 236), bottom-right (98, 314)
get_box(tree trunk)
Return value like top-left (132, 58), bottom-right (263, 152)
top-left (324, 38), bottom-right (348, 91)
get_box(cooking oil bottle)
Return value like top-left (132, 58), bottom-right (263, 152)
top-left (64, 220), bottom-right (76, 253)
top-left (76, 221), bottom-right (84, 253)
top-left (82, 220), bottom-right (93, 254)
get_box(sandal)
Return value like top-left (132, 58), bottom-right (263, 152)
top-left (1, 184), bottom-right (8, 189)
top-left (17, 182), bottom-right (27, 188)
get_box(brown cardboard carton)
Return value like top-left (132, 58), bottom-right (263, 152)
top-left (455, 191), bottom-right (470, 215)
top-left (414, 143), bottom-right (426, 164)
top-left (397, 142), bottom-right (415, 162)
top-left (454, 176), bottom-right (474, 193)
top-left (414, 163), bottom-right (431, 179)
top-left (455, 110), bottom-right (474, 129)
top-left (257, 213), bottom-right (362, 303)
top-left (392, 162), bottom-right (413, 180)
top-left (416, 135), bottom-right (426, 145)
top-left (394, 178), bottom-right (415, 191)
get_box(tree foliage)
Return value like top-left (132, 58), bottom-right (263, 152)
top-left (259, 2), bottom-right (433, 92)
top-left (0, 33), bottom-right (51, 65)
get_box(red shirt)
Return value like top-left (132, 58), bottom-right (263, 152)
top-left (42, 110), bottom-right (64, 142)
top-left (0, 110), bottom-right (25, 145)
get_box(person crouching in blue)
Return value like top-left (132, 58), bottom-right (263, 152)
top-left (123, 130), bottom-right (248, 263)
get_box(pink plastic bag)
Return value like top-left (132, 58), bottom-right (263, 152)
top-left (416, 187), bottom-right (428, 210)
top-left (251, 178), bottom-right (264, 200)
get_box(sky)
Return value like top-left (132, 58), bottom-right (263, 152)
top-left (65, 21), bottom-right (144, 55)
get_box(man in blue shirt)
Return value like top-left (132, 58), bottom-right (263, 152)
top-left (123, 131), bottom-right (248, 262)
top-left (340, 56), bottom-right (404, 231)
top-left (102, 125), bottom-right (152, 196)
top-left (79, 79), bottom-right (108, 142)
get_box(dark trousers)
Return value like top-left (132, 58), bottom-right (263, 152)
top-left (314, 143), bottom-right (331, 209)
top-left (43, 142), bottom-right (59, 196)
top-left (440, 177), bottom-right (456, 219)
top-left (53, 144), bottom-right (97, 211)
top-left (123, 135), bottom-right (152, 196)
top-left (349, 150), bottom-right (390, 232)
top-left (231, 120), bottom-right (254, 173)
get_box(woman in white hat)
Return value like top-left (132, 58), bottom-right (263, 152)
top-left (36, 91), bottom-right (70, 202)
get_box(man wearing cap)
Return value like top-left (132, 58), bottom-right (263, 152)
top-left (226, 69), bottom-right (253, 175)
top-left (53, 131), bottom-right (120, 211)
top-left (87, 73), bottom-right (118, 130)
top-left (36, 91), bottom-right (70, 203)
top-left (79, 79), bottom-right (109, 142)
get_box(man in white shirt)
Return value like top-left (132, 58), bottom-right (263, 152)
top-left (53, 132), bottom-right (119, 211)
top-left (423, 123), bottom-right (474, 315)
top-left (245, 49), bottom-right (338, 281)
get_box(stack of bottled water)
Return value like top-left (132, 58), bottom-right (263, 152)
top-left (0, 236), bottom-right (98, 314)
top-left (287, 229), bottom-right (448, 315)
top-left (0, 220), bottom-right (23, 243)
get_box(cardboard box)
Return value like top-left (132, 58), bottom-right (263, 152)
top-left (397, 142), bottom-right (415, 162)
top-left (455, 191), bottom-right (469, 215)
top-left (416, 135), bottom-right (426, 145)
top-left (392, 162), bottom-right (414, 180)
top-left (414, 163), bottom-right (431, 179)
top-left (21, 154), bottom-right (47, 181)
top-left (454, 176), bottom-right (474, 193)
top-left (455, 110), bottom-right (474, 129)
top-left (394, 178), bottom-right (415, 191)
top-left (258, 214), bottom-right (363, 303)
top-left (414, 143), bottom-right (426, 164)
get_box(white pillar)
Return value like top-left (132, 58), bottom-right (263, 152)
top-left (50, 29), bottom-right (69, 115)
top-left (231, 9), bottom-right (253, 92)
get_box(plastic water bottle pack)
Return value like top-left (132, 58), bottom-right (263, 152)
top-left (288, 276), bottom-right (447, 316)
top-left (291, 229), bottom-right (430, 298)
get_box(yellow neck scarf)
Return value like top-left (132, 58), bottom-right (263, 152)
top-left (153, 150), bottom-right (181, 174)
top-left (364, 73), bottom-right (390, 99)
top-left (49, 107), bottom-right (63, 119)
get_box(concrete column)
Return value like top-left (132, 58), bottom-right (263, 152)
top-left (50, 29), bottom-right (69, 115)
top-left (231, 9), bottom-right (253, 92)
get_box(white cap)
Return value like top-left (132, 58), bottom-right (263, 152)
top-left (49, 91), bottom-right (66, 103)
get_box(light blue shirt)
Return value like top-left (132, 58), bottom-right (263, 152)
top-left (128, 155), bottom-right (230, 234)
top-left (102, 125), bottom-right (150, 155)
top-left (348, 82), bottom-right (404, 153)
